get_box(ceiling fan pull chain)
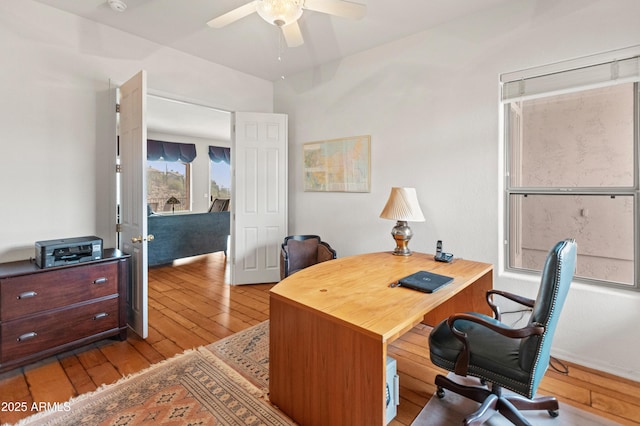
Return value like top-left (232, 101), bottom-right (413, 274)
top-left (278, 29), bottom-right (286, 80)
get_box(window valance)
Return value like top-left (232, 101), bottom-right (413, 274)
top-left (147, 140), bottom-right (197, 163)
top-left (209, 146), bottom-right (231, 164)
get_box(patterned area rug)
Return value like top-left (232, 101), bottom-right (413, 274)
top-left (205, 321), bottom-right (270, 392)
top-left (19, 321), bottom-right (619, 425)
top-left (18, 324), bottom-right (294, 426)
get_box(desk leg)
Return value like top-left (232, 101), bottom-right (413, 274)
top-left (270, 296), bottom-right (385, 426)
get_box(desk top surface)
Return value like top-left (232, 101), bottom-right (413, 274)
top-left (270, 252), bottom-right (493, 341)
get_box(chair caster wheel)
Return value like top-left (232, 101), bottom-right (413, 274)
top-left (548, 409), bottom-right (559, 418)
top-left (436, 387), bottom-right (445, 398)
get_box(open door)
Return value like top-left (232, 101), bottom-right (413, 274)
top-left (231, 112), bottom-right (288, 285)
top-left (118, 71), bottom-right (149, 338)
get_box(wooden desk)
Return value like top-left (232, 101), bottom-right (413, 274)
top-left (269, 252), bottom-right (493, 426)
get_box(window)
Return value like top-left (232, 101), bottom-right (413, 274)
top-left (209, 146), bottom-right (231, 201)
top-left (502, 49), bottom-right (640, 290)
top-left (147, 160), bottom-right (191, 213)
top-left (210, 161), bottom-right (231, 200)
top-left (146, 140), bottom-right (197, 213)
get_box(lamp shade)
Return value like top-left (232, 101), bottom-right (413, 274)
top-left (379, 187), bottom-right (425, 222)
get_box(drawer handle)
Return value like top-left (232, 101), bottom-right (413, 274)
top-left (17, 291), bottom-right (38, 300)
top-left (17, 332), bottom-right (38, 342)
top-left (93, 312), bottom-right (109, 320)
top-left (93, 277), bottom-right (108, 284)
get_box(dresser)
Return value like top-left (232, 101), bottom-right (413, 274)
top-left (0, 249), bottom-right (129, 372)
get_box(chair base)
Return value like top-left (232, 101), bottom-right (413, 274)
top-left (434, 374), bottom-right (559, 426)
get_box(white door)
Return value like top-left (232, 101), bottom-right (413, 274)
top-left (231, 112), bottom-right (288, 285)
top-left (118, 71), bottom-right (149, 338)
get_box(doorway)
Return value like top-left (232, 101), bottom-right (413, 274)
top-left (116, 72), bottom-right (288, 339)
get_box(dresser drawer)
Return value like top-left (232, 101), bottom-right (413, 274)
top-left (0, 262), bottom-right (118, 321)
top-left (1, 297), bottom-right (119, 362)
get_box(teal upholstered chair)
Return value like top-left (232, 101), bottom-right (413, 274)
top-left (429, 239), bottom-right (577, 425)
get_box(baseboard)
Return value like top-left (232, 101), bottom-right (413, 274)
top-left (551, 348), bottom-right (640, 383)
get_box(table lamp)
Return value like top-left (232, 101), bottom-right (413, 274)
top-left (379, 187), bottom-right (425, 256)
top-left (166, 196), bottom-right (181, 214)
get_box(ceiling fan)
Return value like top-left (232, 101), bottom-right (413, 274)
top-left (207, 0), bottom-right (366, 48)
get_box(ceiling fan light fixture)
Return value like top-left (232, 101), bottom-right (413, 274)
top-left (107, 0), bottom-right (127, 13)
top-left (256, 0), bottom-right (303, 27)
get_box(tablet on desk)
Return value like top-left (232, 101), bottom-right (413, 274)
top-left (397, 270), bottom-right (453, 293)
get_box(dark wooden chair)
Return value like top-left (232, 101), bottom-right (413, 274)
top-left (280, 235), bottom-right (336, 280)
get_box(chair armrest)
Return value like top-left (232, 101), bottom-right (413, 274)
top-left (486, 289), bottom-right (535, 321)
top-left (448, 313), bottom-right (544, 339)
top-left (280, 245), bottom-right (289, 280)
top-left (317, 243), bottom-right (337, 263)
top-left (447, 313), bottom-right (545, 376)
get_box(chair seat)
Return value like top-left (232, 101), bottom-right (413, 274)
top-left (430, 313), bottom-right (534, 397)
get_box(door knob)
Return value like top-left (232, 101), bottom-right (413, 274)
top-left (131, 234), bottom-right (155, 243)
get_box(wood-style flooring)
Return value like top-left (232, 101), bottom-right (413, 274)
top-left (0, 252), bottom-right (639, 425)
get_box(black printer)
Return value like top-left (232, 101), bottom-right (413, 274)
top-left (35, 236), bottom-right (103, 268)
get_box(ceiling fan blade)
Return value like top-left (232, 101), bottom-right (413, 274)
top-left (303, 0), bottom-right (366, 19)
top-left (282, 21), bottom-right (304, 47)
top-left (207, 1), bottom-right (258, 28)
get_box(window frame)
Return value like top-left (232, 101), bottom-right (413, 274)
top-left (501, 48), bottom-right (640, 291)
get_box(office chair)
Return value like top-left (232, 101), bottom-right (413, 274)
top-left (429, 239), bottom-right (577, 425)
top-left (280, 235), bottom-right (337, 280)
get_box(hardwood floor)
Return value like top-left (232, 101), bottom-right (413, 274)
top-left (1, 252), bottom-right (639, 425)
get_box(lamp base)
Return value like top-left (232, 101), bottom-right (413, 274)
top-left (390, 220), bottom-right (413, 256)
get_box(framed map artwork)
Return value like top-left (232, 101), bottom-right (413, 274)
top-left (303, 135), bottom-right (371, 192)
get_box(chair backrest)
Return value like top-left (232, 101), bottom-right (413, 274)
top-left (281, 235), bottom-right (336, 279)
top-left (521, 239), bottom-right (577, 395)
top-left (209, 198), bottom-right (229, 212)
top-left (283, 235), bottom-right (321, 245)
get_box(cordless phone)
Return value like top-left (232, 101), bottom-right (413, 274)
top-left (434, 240), bottom-right (454, 263)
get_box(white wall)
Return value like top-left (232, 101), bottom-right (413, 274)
top-left (275, 0), bottom-right (640, 380)
top-left (0, 1), bottom-right (272, 261)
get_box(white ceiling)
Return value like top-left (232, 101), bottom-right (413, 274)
top-left (33, 0), bottom-right (512, 82)
top-left (146, 95), bottom-right (231, 141)
top-left (33, 0), bottom-right (512, 141)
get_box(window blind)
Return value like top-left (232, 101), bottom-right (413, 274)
top-left (501, 47), bottom-right (640, 102)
